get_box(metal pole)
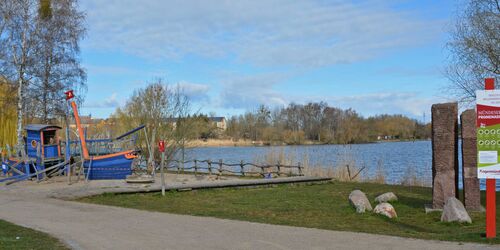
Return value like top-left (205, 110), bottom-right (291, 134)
top-left (65, 101), bottom-right (71, 184)
top-left (161, 151), bottom-right (166, 196)
top-left (484, 78), bottom-right (497, 239)
top-left (150, 128), bottom-right (156, 176)
top-left (85, 157), bottom-right (93, 182)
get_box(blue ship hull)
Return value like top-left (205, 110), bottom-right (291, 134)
top-left (84, 152), bottom-right (135, 180)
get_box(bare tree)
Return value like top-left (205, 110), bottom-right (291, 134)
top-left (447, 0), bottom-right (500, 103)
top-left (30, 0), bottom-right (86, 123)
top-left (113, 79), bottom-right (192, 174)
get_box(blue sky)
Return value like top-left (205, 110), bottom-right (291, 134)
top-left (78, 0), bottom-right (459, 121)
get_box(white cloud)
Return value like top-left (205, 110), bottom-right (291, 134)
top-left (215, 70), bottom-right (446, 117)
top-left (318, 92), bottom-right (446, 118)
top-left (218, 73), bottom-right (288, 109)
top-left (80, 0), bottom-right (443, 68)
top-left (176, 81), bottom-right (211, 102)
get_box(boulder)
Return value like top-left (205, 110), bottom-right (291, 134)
top-left (441, 197), bottom-right (472, 223)
top-left (375, 192), bottom-right (398, 203)
top-left (349, 190), bottom-right (372, 213)
top-left (374, 203), bottom-right (397, 218)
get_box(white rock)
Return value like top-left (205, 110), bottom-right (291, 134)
top-left (349, 190), bottom-right (372, 213)
top-left (441, 197), bottom-right (472, 223)
top-left (374, 202), bottom-right (397, 218)
top-left (375, 192), bottom-right (398, 203)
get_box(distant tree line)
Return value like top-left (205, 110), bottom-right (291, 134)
top-left (86, 83), bottom-right (429, 147)
top-left (224, 103), bottom-right (430, 145)
top-left (106, 96), bottom-right (431, 146)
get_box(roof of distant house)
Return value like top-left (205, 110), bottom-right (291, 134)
top-left (209, 117), bottom-right (225, 122)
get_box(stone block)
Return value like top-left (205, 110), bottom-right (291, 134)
top-left (460, 109), bottom-right (481, 211)
top-left (432, 102), bottom-right (458, 209)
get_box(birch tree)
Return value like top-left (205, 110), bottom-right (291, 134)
top-left (30, 0), bottom-right (86, 123)
top-left (0, 0), bottom-right (86, 146)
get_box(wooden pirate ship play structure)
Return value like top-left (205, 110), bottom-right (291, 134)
top-left (1, 125), bottom-right (68, 183)
top-left (0, 90), bottom-right (144, 184)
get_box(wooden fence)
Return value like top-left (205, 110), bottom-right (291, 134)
top-left (160, 159), bottom-right (304, 177)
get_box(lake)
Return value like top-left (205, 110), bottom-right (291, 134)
top-left (181, 140), bottom-right (495, 190)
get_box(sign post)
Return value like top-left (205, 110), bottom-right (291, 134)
top-left (476, 78), bottom-right (498, 238)
top-left (158, 140), bottom-right (166, 196)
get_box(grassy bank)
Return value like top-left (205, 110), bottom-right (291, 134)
top-left (0, 219), bottom-right (68, 249)
top-left (79, 181), bottom-right (499, 244)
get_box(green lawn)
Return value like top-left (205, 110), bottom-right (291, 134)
top-left (0, 219), bottom-right (68, 250)
top-left (79, 181), bottom-right (500, 244)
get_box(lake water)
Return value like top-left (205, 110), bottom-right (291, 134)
top-left (182, 140), bottom-right (495, 190)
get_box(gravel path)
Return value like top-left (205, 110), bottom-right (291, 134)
top-left (0, 177), bottom-right (497, 250)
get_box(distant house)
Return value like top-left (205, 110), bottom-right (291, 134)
top-left (209, 117), bottom-right (227, 131)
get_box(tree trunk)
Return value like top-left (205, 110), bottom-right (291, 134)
top-left (42, 56), bottom-right (50, 123)
top-left (16, 76), bottom-right (24, 147)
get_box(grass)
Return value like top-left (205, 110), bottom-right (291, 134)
top-left (78, 181), bottom-right (500, 245)
top-left (0, 219), bottom-right (68, 250)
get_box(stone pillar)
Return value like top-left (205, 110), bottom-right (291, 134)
top-left (460, 109), bottom-right (481, 211)
top-left (432, 102), bottom-right (459, 209)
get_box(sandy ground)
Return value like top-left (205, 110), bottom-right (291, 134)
top-left (0, 176), bottom-right (497, 250)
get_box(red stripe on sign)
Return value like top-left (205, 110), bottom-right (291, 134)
top-left (477, 104), bottom-right (500, 127)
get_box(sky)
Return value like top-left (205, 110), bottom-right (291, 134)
top-left (78, 0), bottom-right (459, 121)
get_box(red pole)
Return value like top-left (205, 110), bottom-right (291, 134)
top-left (485, 77), bottom-right (496, 239)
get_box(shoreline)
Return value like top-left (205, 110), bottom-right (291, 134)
top-left (187, 138), bottom-right (430, 148)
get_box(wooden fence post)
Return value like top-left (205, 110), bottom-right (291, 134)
top-left (277, 161), bottom-right (281, 177)
top-left (208, 160), bottom-right (212, 176)
top-left (346, 164), bottom-right (351, 180)
top-left (298, 162), bottom-right (302, 176)
top-left (194, 159), bottom-right (198, 176)
top-left (217, 159), bottom-right (222, 179)
top-left (208, 159), bottom-right (212, 176)
top-left (217, 159), bottom-right (222, 178)
top-left (240, 160), bottom-right (245, 177)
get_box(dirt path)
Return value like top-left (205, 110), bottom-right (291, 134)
top-left (0, 179), bottom-right (497, 250)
